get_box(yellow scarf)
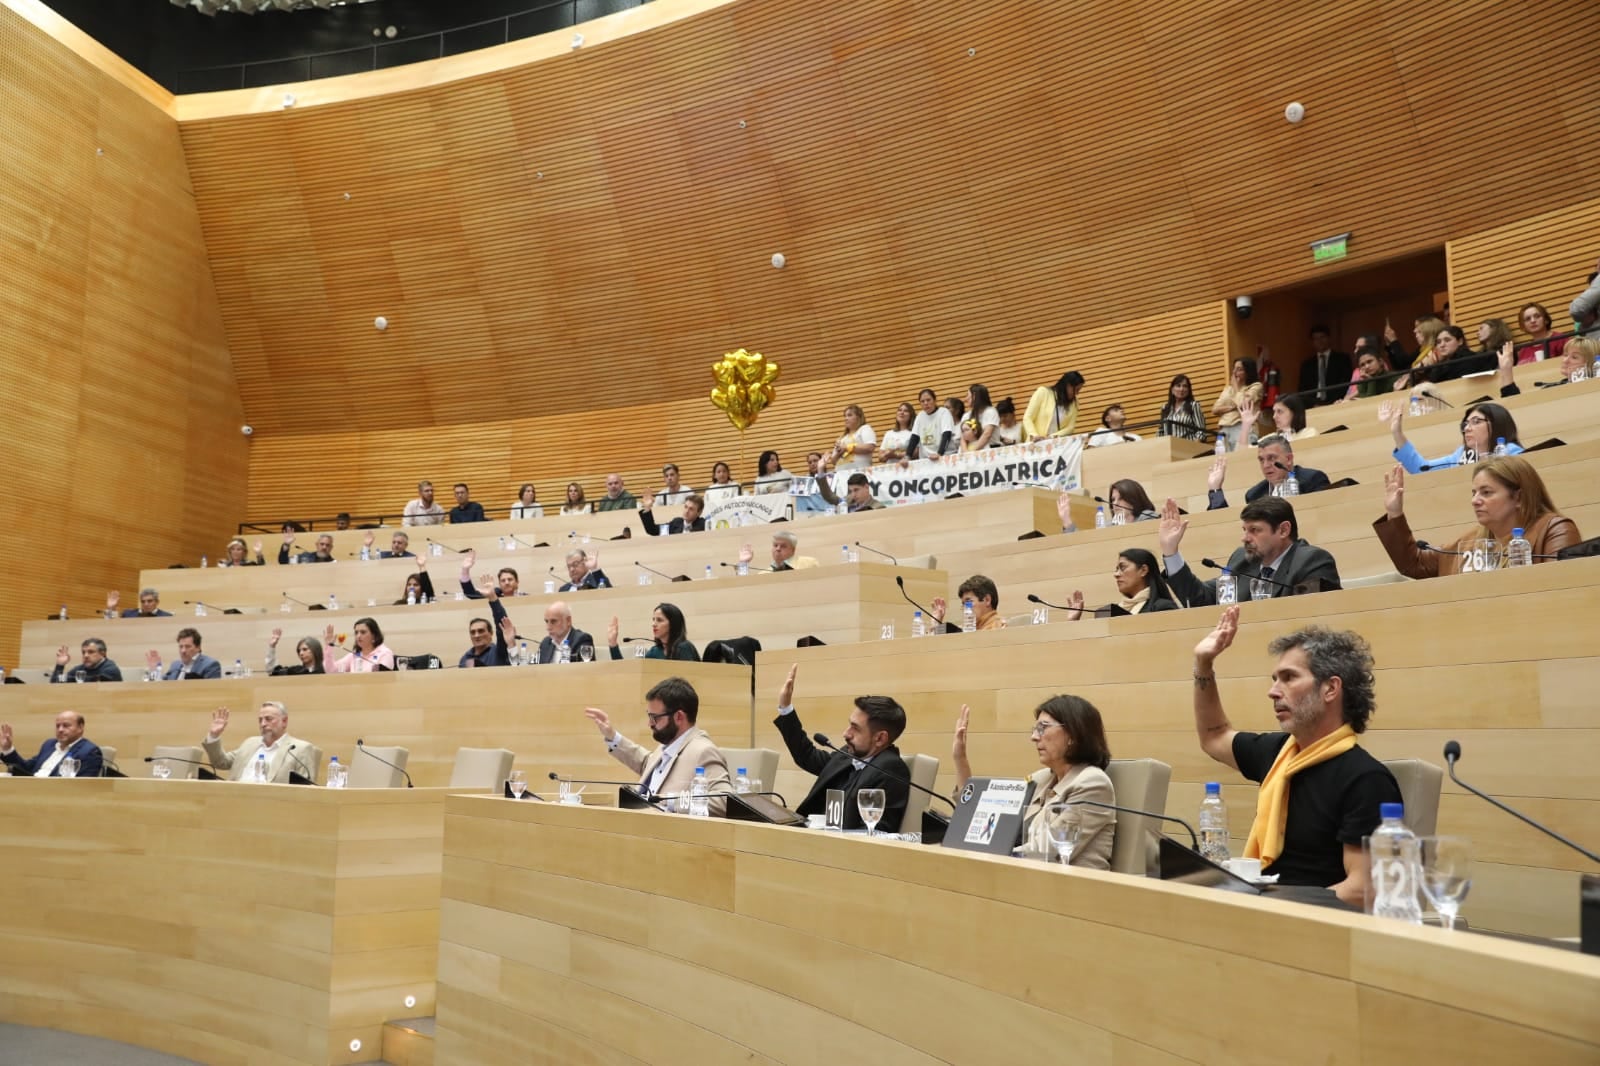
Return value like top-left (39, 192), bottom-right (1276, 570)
top-left (1243, 724), bottom-right (1359, 865)
top-left (1120, 587), bottom-right (1151, 615)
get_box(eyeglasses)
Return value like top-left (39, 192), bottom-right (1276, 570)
top-left (1030, 720), bottom-right (1060, 739)
top-left (646, 711), bottom-right (674, 725)
top-left (1461, 415), bottom-right (1489, 428)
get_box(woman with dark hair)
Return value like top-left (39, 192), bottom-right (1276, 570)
top-left (877, 402), bottom-right (921, 464)
top-left (1062, 548), bottom-right (1181, 618)
top-left (1376, 456), bottom-right (1582, 578)
top-left (1400, 324), bottom-right (1474, 387)
top-left (950, 694), bottom-right (1115, 868)
top-left (1213, 358), bottom-right (1263, 451)
top-left (1158, 375), bottom-right (1206, 441)
top-left (1022, 370), bottom-right (1085, 440)
top-left (266, 629), bottom-right (327, 676)
top-left (967, 383), bottom-right (998, 449)
top-left (991, 396), bottom-right (1023, 447)
top-left (1107, 479), bottom-right (1158, 524)
top-left (1515, 302), bottom-right (1570, 365)
top-left (1268, 394), bottom-right (1316, 442)
top-left (703, 461), bottom-right (739, 504)
top-left (753, 450), bottom-right (795, 494)
top-left (393, 558), bottom-right (436, 605)
top-left (1384, 399), bottom-right (1522, 473)
top-left (322, 617), bottom-right (395, 672)
top-left (559, 482), bottom-right (589, 516)
top-left (1340, 342), bottom-right (1394, 402)
top-left (912, 388), bottom-right (957, 457)
top-left (606, 602), bottom-right (700, 661)
top-left (510, 483), bottom-right (544, 520)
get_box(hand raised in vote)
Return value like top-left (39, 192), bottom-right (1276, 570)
top-left (481, 580), bottom-right (499, 602)
top-left (778, 664), bottom-right (797, 708)
top-left (0, 723), bottom-right (12, 751)
top-left (282, 530), bottom-right (296, 546)
top-left (323, 623), bottom-right (337, 645)
top-left (145, 649), bottom-right (162, 669)
top-left (930, 596), bottom-right (947, 626)
top-left (106, 590), bottom-right (119, 611)
top-left (1497, 340), bottom-right (1515, 375)
top-left (499, 614), bottom-right (517, 643)
top-left (209, 706), bottom-right (230, 739)
top-left (363, 531), bottom-right (375, 549)
top-left (1383, 464), bottom-right (1406, 519)
top-left (584, 549), bottom-right (601, 573)
top-left (269, 627), bottom-right (282, 648)
top-left (461, 549), bottom-right (477, 576)
top-left (738, 543), bottom-right (754, 565)
top-left (1206, 454), bottom-right (1227, 493)
top-left (1055, 491), bottom-right (1073, 530)
top-left (253, 540), bottom-right (263, 556)
top-left (1158, 498), bottom-right (1188, 558)
top-left (1193, 606), bottom-right (1240, 668)
top-left (55, 645), bottom-right (71, 667)
top-left (951, 704), bottom-right (970, 764)
top-left (1237, 397), bottom-right (1260, 427)
top-left (606, 615), bottom-right (619, 647)
top-left (1066, 590), bottom-right (1085, 619)
top-left (416, 556), bottom-right (427, 571)
top-left (583, 707), bottom-right (616, 742)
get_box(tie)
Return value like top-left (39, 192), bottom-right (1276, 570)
top-left (1259, 566), bottom-right (1276, 599)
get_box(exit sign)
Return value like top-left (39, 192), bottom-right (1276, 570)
top-left (1311, 232), bottom-right (1351, 264)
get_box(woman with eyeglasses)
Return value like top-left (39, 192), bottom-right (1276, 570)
top-left (322, 617), bottom-right (395, 673)
top-left (1060, 548), bottom-right (1181, 617)
top-left (950, 695), bottom-right (1116, 868)
top-left (605, 602), bottom-right (700, 661)
top-left (1382, 399), bottom-right (1522, 474)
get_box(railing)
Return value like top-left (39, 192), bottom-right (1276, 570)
top-left (178, 0), bottom-right (648, 94)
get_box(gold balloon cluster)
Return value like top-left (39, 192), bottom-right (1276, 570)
top-left (710, 348), bottom-right (780, 431)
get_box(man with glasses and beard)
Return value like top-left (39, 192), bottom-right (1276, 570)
top-left (1190, 606), bottom-right (1400, 904)
top-left (583, 678), bottom-right (730, 815)
top-left (771, 665), bottom-right (910, 832)
top-left (1159, 495), bottom-right (1341, 606)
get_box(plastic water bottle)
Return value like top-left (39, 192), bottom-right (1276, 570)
top-left (841, 545), bottom-right (850, 562)
top-left (1592, 350), bottom-right (1600, 379)
top-left (558, 637), bottom-right (570, 664)
top-left (912, 610), bottom-right (925, 638)
top-left (1506, 528), bottom-right (1533, 568)
top-left (326, 757), bottom-right (346, 789)
top-left (1369, 803), bottom-right (1423, 924)
top-left (290, 551), bottom-right (299, 565)
top-left (1409, 395), bottom-right (1422, 417)
top-left (60, 604), bottom-right (68, 622)
top-left (147, 660), bottom-right (161, 683)
top-left (233, 658), bottom-right (244, 679)
top-left (360, 545), bottom-right (371, 561)
top-left (1198, 782), bottom-right (1229, 863)
top-left (1214, 434), bottom-right (1226, 457)
top-left (253, 751), bottom-right (270, 783)
top-left (1492, 437), bottom-right (1509, 457)
top-left (689, 766), bottom-right (710, 818)
top-left (406, 587), bottom-right (416, 606)
top-left (705, 565), bottom-right (713, 581)
top-left (328, 593), bottom-right (338, 611)
top-left (519, 641), bottom-right (530, 666)
top-left (1094, 506), bottom-right (1107, 529)
top-left (200, 555), bottom-right (208, 569)
top-left (1282, 471), bottom-right (1300, 496)
top-left (735, 768), bottom-right (752, 794)
top-left (195, 602), bottom-right (206, 617)
top-left (497, 537), bottom-right (506, 551)
top-left (1216, 567), bottom-right (1238, 605)
top-left (962, 599), bottom-right (976, 633)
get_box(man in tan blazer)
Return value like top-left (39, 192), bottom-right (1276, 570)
top-left (584, 678), bottom-right (730, 815)
top-left (737, 531), bottom-right (819, 573)
top-left (202, 702), bottom-right (322, 784)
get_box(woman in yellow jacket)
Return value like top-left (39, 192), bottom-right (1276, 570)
top-left (1022, 370), bottom-right (1085, 440)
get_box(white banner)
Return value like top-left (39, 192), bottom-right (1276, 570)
top-left (843, 437), bottom-right (1084, 503)
top-left (703, 494), bottom-right (792, 528)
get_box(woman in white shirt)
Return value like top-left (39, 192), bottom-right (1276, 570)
top-left (911, 388), bottom-right (955, 458)
top-left (967, 383), bottom-right (1000, 449)
top-left (827, 405), bottom-right (876, 470)
top-left (753, 451), bottom-right (795, 494)
top-left (703, 461), bottom-right (741, 504)
top-left (559, 482), bottom-right (590, 516)
top-left (991, 397), bottom-right (1023, 448)
top-left (510, 483), bottom-right (545, 520)
top-left (877, 402), bottom-right (920, 464)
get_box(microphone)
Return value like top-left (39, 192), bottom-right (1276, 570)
top-left (183, 600), bottom-right (246, 615)
top-left (356, 738), bottom-right (413, 788)
top-left (1061, 797), bottom-right (1199, 851)
top-left (1444, 741), bottom-right (1598, 863)
top-left (427, 538), bottom-right (464, 554)
top-left (895, 575), bottom-right (955, 633)
top-left (1026, 593), bottom-right (1075, 611)
top-left (810, 731), bottom-right (954, 829)
top-left (510, 535), bottom-right (544, 550)
top-left (1200, 558), bottom-right (1298, 593)
top-left (143, 754), bottom-right (219, 780)
top-left (634, 561), bottom-right (689, 583)
top-left (657, 789), bottom-right (791, 805)
top-left (548, 771), bottom-right (668, 811)
top-left (281, 591), bottom-right (321, 610)
top-left (286, 744), bottom-right (316, 784)
top-left (1417, 540), bottom-right (1559, 561)
top-left (854, 541), bottom-right (898, 564)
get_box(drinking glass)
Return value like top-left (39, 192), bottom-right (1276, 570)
top-left (73, 669), bottom-right (86, 683)
top-left (1468, 538), bottom-right (1502, 574)
top-left (543, 579), bottom-right (556, 594)
top-left (579, 644), bottom-right (594, 663)
top-left (507, 770), bottom-right (527, 799)
top-left (151, 760), bottom-right (171, 780)
top-left (1249, 578), bottom-right (1274, 602)
top-left (857, 788), bottom-right (886, 836)
top-left (59, 757), bottom-right (79, 779)
top-left (1419, 835), bottom-right (1473, 931)
top-left (638, 572), bottom-right (651, 586)
top-left (1046, 802), bottom-right (1081, 865)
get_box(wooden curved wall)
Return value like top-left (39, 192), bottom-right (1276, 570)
top-left (172, 0), bottom-right (1600, 520)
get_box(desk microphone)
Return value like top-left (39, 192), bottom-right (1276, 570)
top-left (1200, 558), bottom-right (1299, 594)
top-left (1026, 593), bottom-right (1075, 611)
top-left (894, 575), bottom-right (940, 619)
top-left (635, 561), bottom-right (689, 583)
top-left (142, 754), bottom-right (219, 779)
top-left (1061, 797), bottom-right (1199, 851)
top-left (854, 541), bottom-right (898, 564)
top-left (286, 744), bottom-right (316, 783)
top-left (510, 535), bottom-right (545, 550)
top-left (427, 538), bottom-right (464, 554)
top-left (356, 738), bottom-right (413, 788)
top-left (548, 771), bottom-right (668, 811)
top-left (183, 600), bottom-right (246, 615)
top-left (810, 732), bottom-right (953, 835)
top-left (281, 592), bottom-right (322, 610)
top-left (1417, 541), bottom-right (1560, 563)
top-left (1444, 741), bottom-right (1598, 863)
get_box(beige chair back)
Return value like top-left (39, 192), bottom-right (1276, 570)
top-left (1383, 759), bottom-right (1444, 836)
top-left (450, 747), bottom-right (515, 791)
top-left (293, 744), bottom-right (324, 785)
top-left (149, 745), bottom-right (206, 780)
top-left (902, 753), bottom-right (940, 829)
top-left (1105, 758), bottom-right (1172, 876)
top-left (97, 745), bottom-right (118, 776)
top-left (720, 748), bottom-right (780, 796)
top-left (347, 745), bottom-right (411, 789)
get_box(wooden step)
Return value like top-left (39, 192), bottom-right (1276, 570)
top-left (381, 1017), bottom-right (435, 1066)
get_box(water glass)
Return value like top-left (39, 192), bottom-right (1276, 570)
top-left (1249, 578), bottom-right (1274, 601)
top-left (280, 601), bottom-right (291, 613)
top-left (1466, 538), bottom-right (1502, 574)
top-left (543, 579), bottom-right (556, 594)
top-left (1046, 802), bottom-right (1081, 865)
top-left (1419, 836), bottom-right (1473, 930)
top-left (579, 644), bottom-right (594, 663)
top-left (857, 788), bottom-right (887, 836)
top-left (848, 549), bottom-right (861, 563)
top-left (151, 760), bottom-right (172, 780)
top-left (736, 562), bottom-right (749, 577)
top-left (638, 572), bottom-right (652, 586)
top-left (59, 757), bottom-right (79, 779)
top-left (507, 770), bottom-right (527, 799)
top-left (73, 669), bottom-right (86, 683)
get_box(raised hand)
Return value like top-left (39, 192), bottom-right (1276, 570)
top-left (778, 664), bottom-right (798, 708)
top-left (106, 590), bottom-right (119, 610)
top-left (1056, 491), bottom-right (1073, 529)
top-left (584, 549), bottom-right (600, 573)
top-left (607, 615), bottom-right (620, 647)
top-left (1497, 340), bottom-right (1515, 376)
top-left (1237, 397), bottom-right (1260, 427)
top-left (499, 614), bottom-right (518, 642)
top-left (253, 540), bottom-right (263, 555)
top-left (363, 531), bottom-right (375, 549)
top-left (0, 723), bottom-right (12, 751)
top-left (738, 543), bottom-right (754, 565)
top-left (481, 580), bottom-right (499, 602)
top-left (1066, 590), bottom-right (1085, 618)
top-left (323, 623), bottom-right (336, 645)
top-left (930, 596), bottom-right (947, 625)
top-left (209, 706), bottom-right (230, 739)
top-left (283, 530), bottom-right (296, 545)
top-left (1380, 400), bottom-right (1404, 446)
top-left (269, 627), bottom-right (282, 648)
top-left (951, 704), bottom-right (970, 763)
top-left (145, 649), bottom-right (161, 669)
top-left (416, 556), bottom-right (427, 571)
top-left (1158, 497), bottom-right (1188, 558)
top-left (1206, 454), bottom-right (1227, 493)
top-left (55, 644), bottom-right (71, 666)
top-left (462, 548), bottom-right (477, 575)
top-left (1193, 605), bottom-right (1240, 667)
top-left (582, 706), bottom-right (616, 742)
top-left (1383, 464), bottom-right (1406, 519)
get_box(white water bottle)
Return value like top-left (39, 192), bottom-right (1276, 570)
top-left (689, 767), bottom-right (710, 818)
top-left (962, 599), bottom-right (976, 633)
top-left (841, 545), bottom-right (850, 562)
top-left (1198, 782), bottom-right (1229, 863)
top-left (1214, 434), bottom-right (1226, 456)
top-left (406, 587), bottom-right (416, 606)
top-left (253, 751), bottom-right (270, 783)
top-left (360, 545), bottom-right (371, 561)
top-left (233, 658), bottom-right (244, 679)
top-left (1369, 803), bottom-right (1423, 924)
top-left (200, 555), bottom-right (208, 569)
top-left (1216, 568), bottom-right (1237, 605)
top-left (328, 593), bottom-right (338, 611)
top-left (558, 637), bottom-right (570, 664)
top-left (1282, 471), bottom-right (1300, 496)
top-left (1505, 527), bottom-right (1533, 568)
top-left (326, 757), bottom-right (346, 789)
top-left (195, 602), bottom-right (206, 617)
top-left (912, 610), bottom-right (924, 638)
top-left (1492, 436), bottom-right (1509, 457)
top-left (1409, 395), bottom-right (1422, 417)
top-left (705, 565), bottom-right (713, 581)
top-left (735, 768), bottom-right (752, 794)
top-left (519, 641), bottom-right (530, 666)
top-left (1094, 506), bottom-right (1107, 529)
top-left (60, 604), bottom-right (68, 622)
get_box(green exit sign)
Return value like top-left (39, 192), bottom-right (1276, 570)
top-left (1311, 232), bottom-right (1351, 264)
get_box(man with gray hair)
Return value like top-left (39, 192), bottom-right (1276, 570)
top-left (202, 702), bottom-right (321, 783)
top-left (737, 531), bottom-right (819, 572)
top-left (1190, 606), bottom-right (1400, 904)
top-left (50, 639), bottom-right (123, 683)
top-left (558, 548), bottom-right (611, 592)
top-left (106, 588), bottom-right (172, 618)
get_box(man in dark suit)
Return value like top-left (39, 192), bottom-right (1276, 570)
top-left (49, 639), bottom-right (123, 683)
top-left (459, 595), bottom-right (512, 668)
top-left (449, 482), bottom-right (487, 524)
top-left (458, 549), bottom-right (520, 600)
top-left (1160, 496), bottom-right (1341, 607)
top-left (1206, 436), bottom-right (1332, 510)
top-left (772, 665), bottom-right (911, 832)
top-left (363, 530), bottom-right (416, 559)
top-left (558, 549), bottom-right (611, 592)
top-left (148, 627), bottom-right (223, 680)
top-left (533, 601), bottom-right (595, 664)
top-left (278, 531), bottom-right (335, 565)
top-left (0, 711), bottom-right (104, 777)
top-left (639, 493), bottom-right (707, 537)
top-left (106, 588), bottom-right (172, 618)
top-left (1298, 324), bottom-right (1353, 407)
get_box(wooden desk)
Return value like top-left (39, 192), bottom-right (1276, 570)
top-left (434, 798), bottom-right (1600, 1065)
top-left (0, 778), bottom-right (446, 1065)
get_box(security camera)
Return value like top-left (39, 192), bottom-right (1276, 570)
top-left (1234, 295), bottom-right (1253, 320)
top-left (241, 425), bottom-right (254, 436)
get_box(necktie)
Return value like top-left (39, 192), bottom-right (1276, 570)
top-left (1259, 566), bottom-right (1276, 598)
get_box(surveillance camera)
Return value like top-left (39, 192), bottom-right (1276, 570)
top-left (241, 425), bottom-right (254, 436)
top-left (1234, 295), bottom-right (1253, 320)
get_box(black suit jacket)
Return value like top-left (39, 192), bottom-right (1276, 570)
top-left (774, 710), bottom-right (910, 832)
top-left (3, 737), bottom-right (103, 777)
top-left (50, 659), bottom-right (123, 683)
top-left (1298, 351), bottom-right (1352, 406)
top-left (1165, 540), bottom-right (1342, 607)
top-left (1205, 465), bottom-right (1332, 511)
top-left (559, 570), bottom-right (611, 592)
top-left (119, 609), bottom-right (173, 618)
top-left (538, 627), bottom-right (595, 664)
top-left (640, 510), bottom-right (707, 537)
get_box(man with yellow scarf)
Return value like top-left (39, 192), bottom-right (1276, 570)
top-left (1190, 606), bottom-right (1401, 906)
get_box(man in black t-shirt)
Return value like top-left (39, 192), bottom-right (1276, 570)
top-left (1191, 606), bottom-right (1400, 905)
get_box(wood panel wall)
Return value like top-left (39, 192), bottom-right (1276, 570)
top-left (171, 0), bottom-right (1600, 524)
top-left (0, 0), bottom-right (247, 664)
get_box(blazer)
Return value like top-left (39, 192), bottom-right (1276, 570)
top-left (203, 733), bottom-right (321, 783)
top-left (760, 556), bottom-right (820, 573)
top-left (119, 609), bottom-right (173, 618)
top-left (1297, 351), bottom-right (1353, 405)
top-left (538, 627), bottom-right (595, 664)
top-left (774, 710), bottom-right (910, 832)
top-left (1022, 385), bottom-right (1078, 439)
top-left (1373, 512), bottom-right (1583, 579)
top-left (608, 640), bottom-right (700, 662)
top-left (1019, 764), bottom-right (1115, 870)
top-left (2, 737), bottom-right (103, 778)
top-left (607, 727), bottom-right (730, 816)
top-left (1204, 466), bottom-right (1332, 510)
top-left (163, 654), bottom-right (222, 680)
top-left (640, 511), bottom-right (707, 537)
top-left (50, 659), bottom-right (123, 683)
top-left (559, 569), bottom-right (611, 592)
top-left (1166, 540), bottom-right (1342, 607)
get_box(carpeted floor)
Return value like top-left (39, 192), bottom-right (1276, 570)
top-left (0, 1024), bottom-right (203, 1065)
